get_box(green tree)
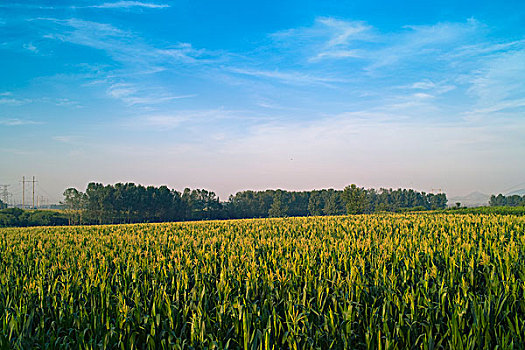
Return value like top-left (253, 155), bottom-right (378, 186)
top-left (268, 191), bottom-right (288, 217)
top-left (322, 190), bottom-right (344, 215)
top-left (63, 188), bottom-right (86, 225)
top-left (342, 184), bottom-right (367, 214)
top-left (308, 191), bottom-right (323, 216)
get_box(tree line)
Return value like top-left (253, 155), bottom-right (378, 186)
top-left (0, 208), bottom-right (68, 227)
top-left (489, 194), bottom-right (525, 207)
top-left (61, 183), bottom-right (448, 225)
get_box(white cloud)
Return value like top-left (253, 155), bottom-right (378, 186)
top-left (466, 49), bottom-right (525, 107)
top-left (124, 95), bottom-right (195, 105)
top-left (398, 80), bottom-right (456, 96)
top-left (89, 1), bottom-right (170, 9)
top-left (272, 17), bottom-right (373, 63)
top-left (268, 17), bottom-right (487, 74)
top-left (106, 83), bottom-right (195, 105)
top-left (0, 98), bottom-right (27, 105)
top-left (40, 17), bottom-right (130, 44)
top-left (413, 92), bottom-right (434, 100)
top-left (156, 43), bottom-right (215, 64)
top-left (411, 81), bottom-right (436, 89)
top-left (463, 99), bottom-right (525, 116)
top-left (228, 67), bottom-right (346, 86)
top-left (23, 42), bottom-right (38, 53)
top-left (54, 98), bottom-right (82, 108)
top-left (123, 109), bottom-right (240, 131)
top-left (32, 18), bottom-right (213, 106)
top-left (53, 135), bottom-right (82, 144)
top-left (0, 2), bottom-right (169, 10)
top-left (318, 17), bottom-right (372, 47)
top-left (37, 18), bottom-right (218, 69)
top-left (367, 20), bottom-right (481, 70)
top-left (0, 118), bottom-right (41, 126)
top-left (310, 49), bottom-right (362, 61)
top-left (107, 83), bottom-right (136, 99)
top-left (446, 39), bottom-right (525, 59)
top-left (0, 4), bottom-right (55, 9)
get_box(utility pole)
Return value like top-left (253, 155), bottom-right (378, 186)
top-left (37, 195), bottom-right (45, 209)
top-left (0, 185), bottom-right (10, 206)
top-left (32, 176), bottom-right (37, 209)
top-left (22, 176), bottom-right (25, 209)
top-left (20, 176), bottom-right (36, 209)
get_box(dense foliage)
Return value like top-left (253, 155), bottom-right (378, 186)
top-left (62, 183), bottom-right (447, 225)
top-left (0, 208), bottom-right (68, 227)
top-left (1, 214), bottom-right (523, 348)
top-left (490, 194), bottom-right (525, 207)
top-left (442, 206), bottom-right (525, 216)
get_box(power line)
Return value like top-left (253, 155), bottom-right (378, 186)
top-left (22, 176), bottom-right (26, 208)
top-left (20, 176), bottom-right (37, 209)
top-left (37, 183), bottom-right (58, 204)
top-left (32, 176), bottom-right (37, 209)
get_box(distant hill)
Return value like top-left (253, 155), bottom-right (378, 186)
top-left (506, 188), bottom-right (525, 196)
top-left (448, 191), bottom-right (490, 208)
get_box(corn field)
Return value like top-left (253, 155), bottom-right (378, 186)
top-left (1, 214), bottom-right (524, 349)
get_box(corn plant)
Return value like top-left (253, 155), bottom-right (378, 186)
top-left (0, 213), bottom-right (524, 349)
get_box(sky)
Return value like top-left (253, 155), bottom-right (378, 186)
top-left (1, 0), bottom-right (524, 204)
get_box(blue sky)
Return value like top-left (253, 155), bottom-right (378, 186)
top-left (1, 0), bottom-right (524, 203)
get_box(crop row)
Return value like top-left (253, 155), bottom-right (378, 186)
top-left (1, 214), bottom-right (524, 349)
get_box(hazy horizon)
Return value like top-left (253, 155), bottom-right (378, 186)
top-left (1, 0), bottom-right (524, 204)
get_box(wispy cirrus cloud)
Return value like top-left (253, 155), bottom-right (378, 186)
top-left (367, 19), bottom-right (482, 70)
top-left (23, 42), bottom-right (39, 53)
top-left (124, 109), bottom-right (242, 131)
top-left (410, 81), bottom-right (437, 90)
top-left (0, 94), bottom-right (82, 108)
top-left (107, 83), bottom-right (196, 105)
top-left (28, 17), bottom-right (216, 104)
top-left (271, 17), bottom-right (373, 63)
top-left (0, 118), bottom-right (42, 126)
top-left (444, 39), bottom-right (525, 59)
top-left (36, 18), bottom-right (218, 67)
top-left (0, 4), bottom-right (56, 10)
top-left (227, 67), bottom-right (346, 86)
top-left (53, 135), bottom-right (82, 144)
top-left (269, 17), bottom-right (483, 69)
top-left (266, 16), bottom-right (524, 124)
top-left (460, 52), bottom-right (525, 122)
top-left (0, 97), bottom-right (30, 105)
top-left (465, 48), bottom-right (525, 107)
top-left (0, 2), bottom-right (169, 10)
top-left (87, 1), bottom-right (170, 9)
top-left (0, 3), bottom-right (523, 199)
top-left (396, 80), bottom-right (456, 97)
